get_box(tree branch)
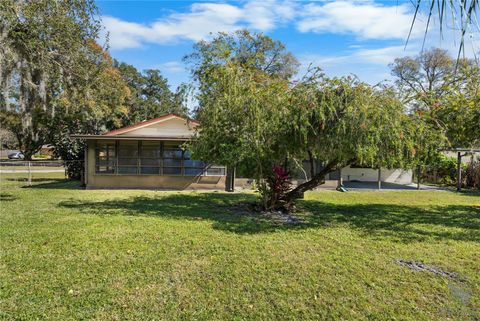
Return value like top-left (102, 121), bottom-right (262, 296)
top-left (285, 159), bottom-right (339, 201)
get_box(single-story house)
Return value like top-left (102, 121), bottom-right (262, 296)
top-left (73, 114), bottom-right (413, 190)
top-left (73, 114), bottom-right (227, 190)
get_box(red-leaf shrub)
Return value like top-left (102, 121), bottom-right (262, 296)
top-left (258, 165), bottom-right (293, 211)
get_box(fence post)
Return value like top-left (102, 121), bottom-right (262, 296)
top-left (28, 161), bottom-right (32, 186)
top-left (377, 168), bottom-right (381, 190)
top-left (456, 152), bottom-right (462, 192)
top-left (337, 168), bottom-right (343, 189)
top-left (416, 166), bottom-right (421, 190)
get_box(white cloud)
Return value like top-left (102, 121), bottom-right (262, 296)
top-left (243, 0), bottom-right (296, 31)
top-left (302, 45), bottom-right (417, 69)
top-left (157, 61), bottom-right (185, 73)
top-left (102, 16), bottom-right (153, 50)
top-left (103, 3), bottom-right (243, 49)
top-left (297, 1), bottom-right (425, 40)
top-left (102, 1), bottom-right (296, 50)
top-left (299, 44), bottom-right (420, 84)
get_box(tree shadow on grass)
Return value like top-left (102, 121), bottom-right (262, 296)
top-left (58, 193), bottom-right (480, 242)
top-left (19, 178), bottom-right (82, 189)
top-left (0, 193), bottom-right (18, 201)
top-left (301, 199), bottom-right (480, 243)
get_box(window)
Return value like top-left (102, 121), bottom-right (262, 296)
top-left (118, 141), bottom-right (138, 174)
top-left (184, 167), bottom-right (203, 176)
top-left (140, 141), bottom-right (161, 174)
top-left (183, 158), bottom-right (205, 177)
top-left (96, 141), bottom-right (116, 174)
top-left (163, 167), bottom-right (182, 175)
top-left (94, 140), bottom-right (225, 176)
top-left (206, 166), bottom-right (226, 176)
top-left (163, 142), bottom-right (183, 175)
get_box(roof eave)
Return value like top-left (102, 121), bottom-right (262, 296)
top-left (71, 135), bottom-right (194, 141)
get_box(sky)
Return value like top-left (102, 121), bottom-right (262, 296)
top-left (96, 0), bottom-right (480, 90)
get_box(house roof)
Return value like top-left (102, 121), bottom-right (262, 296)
top-left (70, 135), bottom-right (192, 141)
top-left (71, 114), bottom-right (199, 141)
top-left (103, 114), bottom-right (199, 136)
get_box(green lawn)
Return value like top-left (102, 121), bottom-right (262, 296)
top-left (0, 173), bottom-right (479, 320)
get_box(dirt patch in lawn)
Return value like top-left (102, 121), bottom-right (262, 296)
top-left (230, 202), bottom-right (303, 225)
top-left (396, 260), bottom-right (458, 279)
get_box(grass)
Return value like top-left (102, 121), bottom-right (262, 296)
top-left (0, 173), bottom-right (479, 320)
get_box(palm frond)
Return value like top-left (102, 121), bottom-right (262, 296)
top-left (408, 0), bottom-right (479, 60)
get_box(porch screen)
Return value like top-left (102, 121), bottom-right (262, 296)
top-left (95, 141), bottom-right (116, 174)
top-left (94, 140), bottom-right (225, 176)
top-left (163, 142), bottom-right (183, 175)
top-left (140, 141), bottom-right (161, 174)
top-left (118, 141), bottom-right (138, 174)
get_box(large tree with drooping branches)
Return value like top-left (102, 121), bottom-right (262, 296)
top-left (191, 57), bottom-right (428, 209)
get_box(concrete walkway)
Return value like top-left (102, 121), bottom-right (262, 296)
top-left (343, 181), bottom-right (443, 191)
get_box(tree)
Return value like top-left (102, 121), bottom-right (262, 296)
top-left (0, 0), bottom-right (102, 159)
top-left (50, 44), bottom-right (131, 178)
top-left (390, 48), bottom-right (454, 109)
top-left (0, 128), bottom-right (16, 149)
top-left (185, 30), bottom-right (299, 117)
top-left (282, 72), bottom-right (419, 202)
top-left (390, 48), bottom-right (480, 148)
top-left (115, 61), bottom-right (188, 124)
top-left (438, 62), bottom-right (480, 148)
top-left (141, 69), bottom-right (188, 119)
top-left (192, 62), bottom-right (422, 209)
top-left (192, 62), bottom-right (289, 174)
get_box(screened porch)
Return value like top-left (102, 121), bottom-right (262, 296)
top-left (94, 140), bottom-right (225, 177)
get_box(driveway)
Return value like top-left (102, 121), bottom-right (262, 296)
top-left (343, 181), bottom-right (443, 191)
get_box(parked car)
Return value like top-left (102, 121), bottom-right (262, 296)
top-left (8, 152), bottom-right (24, 160)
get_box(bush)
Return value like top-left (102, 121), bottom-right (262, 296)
top-left (51, 119), bottom-right (85, 180)
top-left (466, 160), bottom-right (480, 189)
top-left (424, 154), bottom-right (463, 186)
top-left (257, 165), bottom-right (292, 211)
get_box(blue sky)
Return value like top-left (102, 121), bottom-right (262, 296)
top-left (97, 0), bottom-right (479, 89)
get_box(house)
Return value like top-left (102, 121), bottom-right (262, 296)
top-left (74, 113), bottom-right (413, 190)
top-left (73, 114), bottom-right (226, 190)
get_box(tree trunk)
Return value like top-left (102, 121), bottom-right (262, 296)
top-left (307, 150), bottom-right (315, 179)
top-left (285, 159), bottom-right (338, 202)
